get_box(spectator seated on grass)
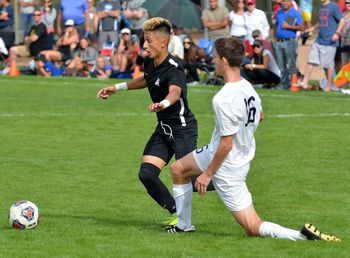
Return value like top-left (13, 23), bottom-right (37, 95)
top-left (182, 35), bottom-right (206, 85)
top-left (35, 55), bottom-right (64, 77)
top-left (39, 19), bottom-right (79, 63)
top-left (241, 39), bottom-right (281, 87)
top-left (65, 37), bottom-right (97, 77)
top-left (111, 28), bottom-right (135, 73)
top-left (9, 8), bottom-right (47, 71)
top-left (92, 55), bottom-right (112, 79)
top-left (110, 33), bottom-right (143, 79)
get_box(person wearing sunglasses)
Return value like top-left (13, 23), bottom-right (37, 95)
top-left (9, 8), bottom-right (47, 71)
top-left (182, 35), bottom-right (206, 85)
top-left (242, 39), bottom-right (281, 87)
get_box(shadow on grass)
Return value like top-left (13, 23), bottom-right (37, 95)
top-left (35, 212), bottom-right (162, 232)
top-left (3, 213), bottom-right (239, 238)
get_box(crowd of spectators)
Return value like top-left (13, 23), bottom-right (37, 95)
top-left (0, 0), bottom-right (349, 92)
top-left (0, 0), bottom-right (147, 78)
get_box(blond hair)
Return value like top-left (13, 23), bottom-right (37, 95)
top-left (143, 17), bottom-right (172, 35)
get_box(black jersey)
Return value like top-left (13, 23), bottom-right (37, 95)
top-left (144, 54), bottom-right (196, 126)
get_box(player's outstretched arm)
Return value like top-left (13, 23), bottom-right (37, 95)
top-left (96, 76), bottom-right (147, 99)
top-left (148, 84), bottom-right (181, 112)
top-left (96, 85), bottom-right (117, 99)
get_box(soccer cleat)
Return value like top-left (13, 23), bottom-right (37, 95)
top-left (161, 214), bottom-right (179, 228)
top-left (165, 225), bottom-right (196, 234)
top-left (300, 224), bottom-right (341, 242)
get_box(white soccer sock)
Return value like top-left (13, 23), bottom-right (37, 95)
top-left (259, 221), bottom-right (306, 241)
top-left (173, 183), bottom-right (193, 230)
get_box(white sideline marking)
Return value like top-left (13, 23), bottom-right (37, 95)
top-left (191, 89), bottom-right (350, 101)
top-left (2, 112), bottom-right (350, 118)
top-left (268, 113), bottom-right (350, 118)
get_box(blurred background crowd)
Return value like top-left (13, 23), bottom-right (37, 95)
top-left (0, 0), bottom-right (348, 92)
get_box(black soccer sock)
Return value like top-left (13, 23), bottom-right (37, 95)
top-left (190, 175), bottom-right (215, 192)
top-left (138, 163), bottom-right (176, 214)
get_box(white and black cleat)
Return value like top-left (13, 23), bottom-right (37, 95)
top-left (165, 225), bottom-right (196, 234)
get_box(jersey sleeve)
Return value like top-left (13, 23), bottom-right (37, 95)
top-left (212, 96), bottom-right (242, 137)
top-left (167, 66), bottom-right (186, 89)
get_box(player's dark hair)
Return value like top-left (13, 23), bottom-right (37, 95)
top-left (143, 17), bottom-right (172, 37)
top-left (214, 37), bottom-right (245, 68)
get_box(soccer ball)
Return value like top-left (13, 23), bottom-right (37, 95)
top-left (9, 200), bottom-right (40, 230)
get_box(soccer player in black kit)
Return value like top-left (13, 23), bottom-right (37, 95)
top-left (97, 17), bottom-right (206, 227)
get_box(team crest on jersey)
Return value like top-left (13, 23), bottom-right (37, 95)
top-left (155, 77), bottom-right (160, 86)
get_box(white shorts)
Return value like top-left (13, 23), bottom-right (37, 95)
top-left (193, 145), bottom-right (252, 212)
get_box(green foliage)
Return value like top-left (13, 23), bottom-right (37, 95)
top-left (0, 76), bottom-right (349, 257)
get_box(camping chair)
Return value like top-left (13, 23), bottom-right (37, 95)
top-left (100, 41), bottom-right (116, 60)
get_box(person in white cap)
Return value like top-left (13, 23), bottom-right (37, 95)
top-left (111, 27), bottom-right (135, 72)
top-left (39, 19), bottom-right (79, 62)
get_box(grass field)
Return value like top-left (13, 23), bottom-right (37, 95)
top-left (0, 76), bottom-right (349, 257)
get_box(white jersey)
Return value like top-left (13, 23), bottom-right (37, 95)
top-left (209, 78), bottom-right (262, 169)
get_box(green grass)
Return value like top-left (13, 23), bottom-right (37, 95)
top-left (0, 76), bottom-right (349, 257)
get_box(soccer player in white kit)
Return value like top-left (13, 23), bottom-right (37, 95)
top-left (165, 37), bottom-right (340, 242)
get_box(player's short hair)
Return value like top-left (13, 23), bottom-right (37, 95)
top-left (214, 37), bottom-right (245, 68)
top-left (143, 17), bottom-right (172, 37)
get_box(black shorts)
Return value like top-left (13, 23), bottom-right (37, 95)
top-left (143, 120), bottom-right (198, 164)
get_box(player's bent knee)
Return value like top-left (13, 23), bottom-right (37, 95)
top-left (232, 208), bottom-right (262, 237)
top-left (138, 162), bottom-right (161, 183)
top-left (170, 161), bottom-right (182, 178)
